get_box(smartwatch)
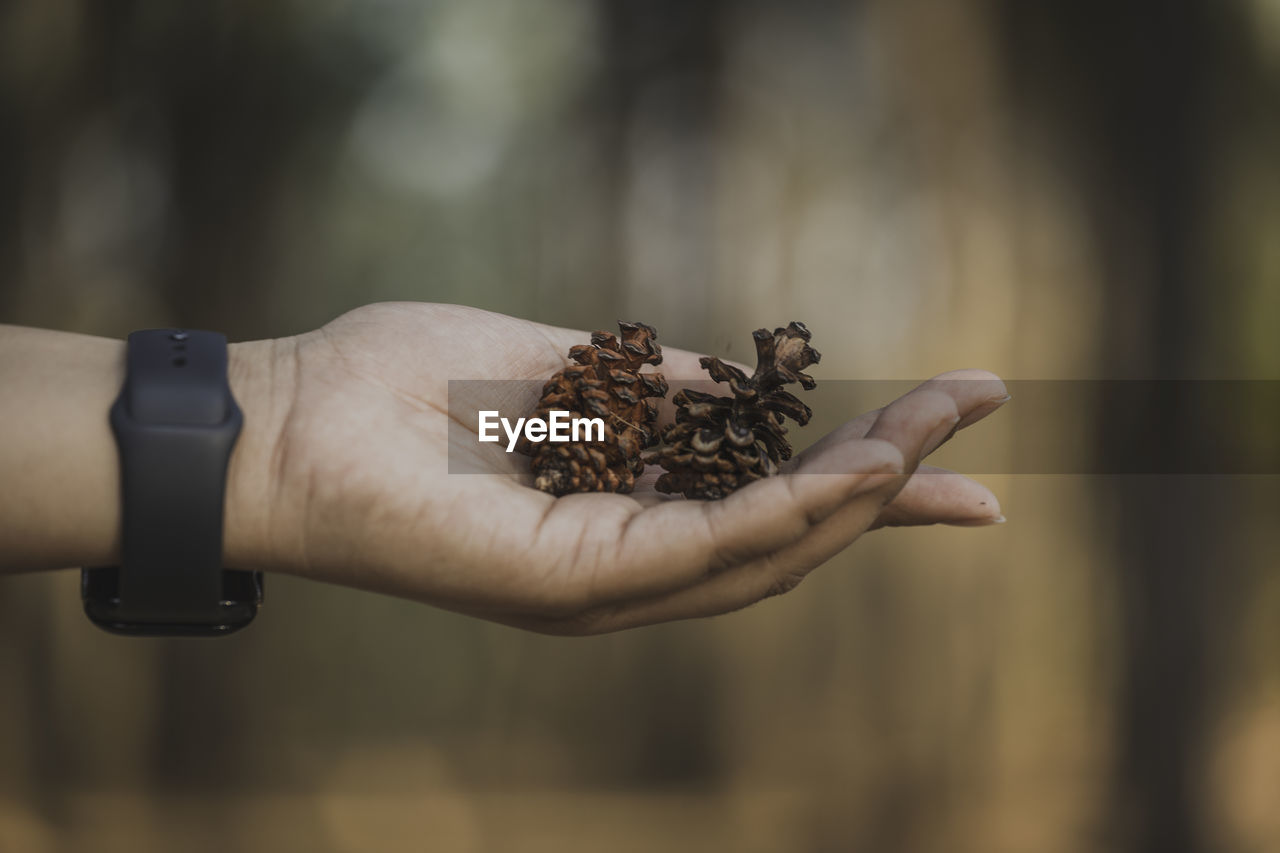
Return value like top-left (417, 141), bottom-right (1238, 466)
top-left (82, 329), bottom-right (263, 636)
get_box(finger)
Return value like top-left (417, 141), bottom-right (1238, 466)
top-left (519, 369), bottom-right (1004, 618)
top-left (864, 370), bottom-right (1007, 479)
top-left (609, 467), bottom-right (997, 626)
top-left (781, 408), bottom-right (882, 471)
top-left (540, 437), bottom-right (905, 610)
top-left (868, 465), bottom-right (1003, 529)
top-left (521, 434), bottom-right (905, 630)
top-left (524, 490), bottom-right (886, 634)
top-left (543, 468), bottom-right (999, 634)
top-left (537, 378), bottom-right (1008, 630)
top-left (786, 370), bottom-right (1009, 471)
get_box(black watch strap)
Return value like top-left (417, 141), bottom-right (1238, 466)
top-left (82, 329), bottom-right (263, 636)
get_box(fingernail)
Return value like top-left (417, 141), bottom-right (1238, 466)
top-left (952, 512), bottom-right (1006, 527)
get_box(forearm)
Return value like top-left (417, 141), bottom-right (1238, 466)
top-left (0, 325), bottom-right (285, 573)
top-left (0, 326), bottom-right (124, 571)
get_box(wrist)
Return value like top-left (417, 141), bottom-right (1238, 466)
top-left (0, 326), bottom-right (297, 578)
top-left (224, 337), bottom-right (298, 572)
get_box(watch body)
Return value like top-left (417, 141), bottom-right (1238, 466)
top-left (82, 329), bottom-right (263, 636)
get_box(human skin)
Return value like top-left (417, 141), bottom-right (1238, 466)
top-left (0, 302), bottom-right (1009, 634)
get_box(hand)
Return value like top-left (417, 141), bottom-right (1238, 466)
top-left (228, 302), bottom-right (1009, 634)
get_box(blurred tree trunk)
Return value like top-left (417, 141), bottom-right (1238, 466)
top-left (998, 1), bottom-right (1246, 850)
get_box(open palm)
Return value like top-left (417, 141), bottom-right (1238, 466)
top-left (254, 302), bottom-right (1007, 634)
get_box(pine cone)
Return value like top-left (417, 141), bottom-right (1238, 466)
top-left (642, 322), bottom-right (820, 500)
top-left (521, 321), bottom-right (668, 495)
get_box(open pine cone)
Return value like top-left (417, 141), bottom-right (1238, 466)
top-left (642, 322), bottom-right (820, 500)
top-left (520, 321), bottom-right (668, 495)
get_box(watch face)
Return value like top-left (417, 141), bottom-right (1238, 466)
top-left (81, 568), bottom-right (263, 636)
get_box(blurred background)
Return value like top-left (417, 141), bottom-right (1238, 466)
top-left (1, 0), bottom-right (1278, 851)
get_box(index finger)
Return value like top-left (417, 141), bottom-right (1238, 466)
top-left (864, 370), bottom-right (1007, 472)
top-left (790, 369), bottom-right (1009, 471)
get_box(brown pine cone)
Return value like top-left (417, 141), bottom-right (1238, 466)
top-left (520, 321), bottom-right (668, 495)
top-left (641, 322), bottom-right (820, 500)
